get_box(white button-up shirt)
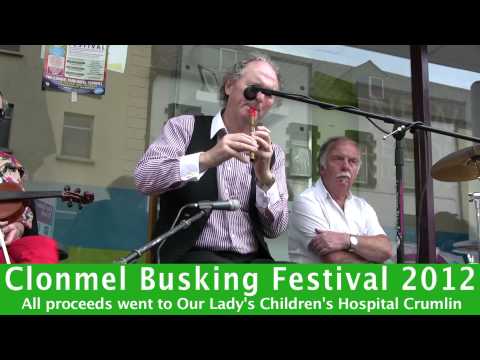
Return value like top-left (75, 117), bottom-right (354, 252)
top-left (288, 178), bottom-right (386, 263)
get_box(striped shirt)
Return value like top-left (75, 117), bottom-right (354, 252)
top-left (134, 111), bottom-right (289, 254)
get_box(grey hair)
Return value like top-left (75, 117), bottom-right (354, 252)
top-left (219, 53), bottom-right (282, 106)
top-left (318, 136), bottom-right (362, 169)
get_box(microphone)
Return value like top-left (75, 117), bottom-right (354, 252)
top-left (244, 85), bottom-right (278, 101)
top-left (244, 85), bottom-right (261, 100)
top-left (189, 199), bottom-right (240, 211)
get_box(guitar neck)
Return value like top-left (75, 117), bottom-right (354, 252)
top-left (0, 191), bottom-right (62, 202)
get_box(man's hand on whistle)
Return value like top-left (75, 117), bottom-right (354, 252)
top-left (199, 133), bottom-right (258, 171)
top-left (252, 125), bottom-right (274, 185)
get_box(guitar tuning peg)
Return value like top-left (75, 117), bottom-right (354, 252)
top-left (64, 185), bottom-right (71, 192)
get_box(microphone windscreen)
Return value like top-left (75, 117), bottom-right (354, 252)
top-left (230, 199), bottom-right (241, 210)
top-left (243, 86), bottom-right (258, 101)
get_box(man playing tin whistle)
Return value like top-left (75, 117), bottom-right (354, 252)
top-left (135, 54), bottom-right (288, 263)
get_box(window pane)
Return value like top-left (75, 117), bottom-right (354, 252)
top-left (428, 45), bottom-right (480, 263)
top-left (2, 45), bottom-right (416, 264)
top-left (249, 45), bottom-right (412, 261)
top-left (64, 112), bottom-right (93, 129)
top-left (61, 127), bottom-right (91, 158)
top-left (61, 113), bottom-right (93, 159)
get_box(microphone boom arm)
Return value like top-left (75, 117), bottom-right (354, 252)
top-left (248, 85), bottom-right (480, 143)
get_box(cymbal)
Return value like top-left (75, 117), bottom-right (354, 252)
top-left (431, 145), bottom-right (480, 182)
top-left (453, 240), bottom-right (478, 253)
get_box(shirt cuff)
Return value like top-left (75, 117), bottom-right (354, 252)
top-left (179, 152), bottom-right (206, 181)
top-left (255, 180), bottom-right (280, 209)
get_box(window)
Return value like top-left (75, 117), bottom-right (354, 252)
top-left (219, 48), bottom-right (237, 73)
top-left (369, 76), bottom-right (384, 99)
top-left (345, 130), bottom-right (377, 188)
top-left (356, 142), bottom-right (369, 185)
top-left (61, 112), bottom-right (94, 159)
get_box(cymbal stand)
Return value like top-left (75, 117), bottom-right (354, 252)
top-left (467, 192), bottom-right (480, 263)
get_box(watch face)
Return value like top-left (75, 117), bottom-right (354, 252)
top-left (351, 236), bottom-right (359, 247)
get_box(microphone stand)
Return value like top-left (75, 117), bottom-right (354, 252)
top-left (382, 124), bottom-right (417, 263)
top-left (252, 85), bottom-right (480, 263)
top-left (393, 130), bottom-right (406, 263)
top-left (117, 208), bottom-right (212, 264)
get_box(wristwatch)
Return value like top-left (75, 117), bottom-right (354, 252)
top-left (349, 235), bottom-right (359, 252)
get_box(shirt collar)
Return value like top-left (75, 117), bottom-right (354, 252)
top-left (210, 110), bottom-right (227, 139)
top-left (315, 177), bottom-right (353, 201)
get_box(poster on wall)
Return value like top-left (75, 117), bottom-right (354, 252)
top-left (41, 45), bottom-right (108, 95)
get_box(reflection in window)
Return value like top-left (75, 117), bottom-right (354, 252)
top-left (404, 138), bottom-right (415, 190)
top-left (356, 142), bottom-right (369, 185)
top-left (369, 76), bottom-right (384, 99)
top-left (345, 129), bottom-right (377, 189)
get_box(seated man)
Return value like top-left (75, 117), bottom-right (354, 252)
top-left (288, 137), bottom-right (393, 264)
top-left (0, 151), bottom-right (59, 263)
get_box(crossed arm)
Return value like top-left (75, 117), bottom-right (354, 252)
top-left (290, 195), bottom-right (393, 264)
top-left (309, 230), bottom-right (393, 263)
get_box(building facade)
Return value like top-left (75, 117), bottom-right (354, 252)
top-left (1, 45), bottom-right (478, 263)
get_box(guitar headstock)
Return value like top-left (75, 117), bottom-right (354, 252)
top-left (62, 185), bottom-right (95, 209)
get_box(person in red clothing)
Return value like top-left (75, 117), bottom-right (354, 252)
top-left (0, 151), bottom-right (59, 263)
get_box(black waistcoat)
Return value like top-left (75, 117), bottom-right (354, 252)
top-left (153, 115), bottom-right (273, 262)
